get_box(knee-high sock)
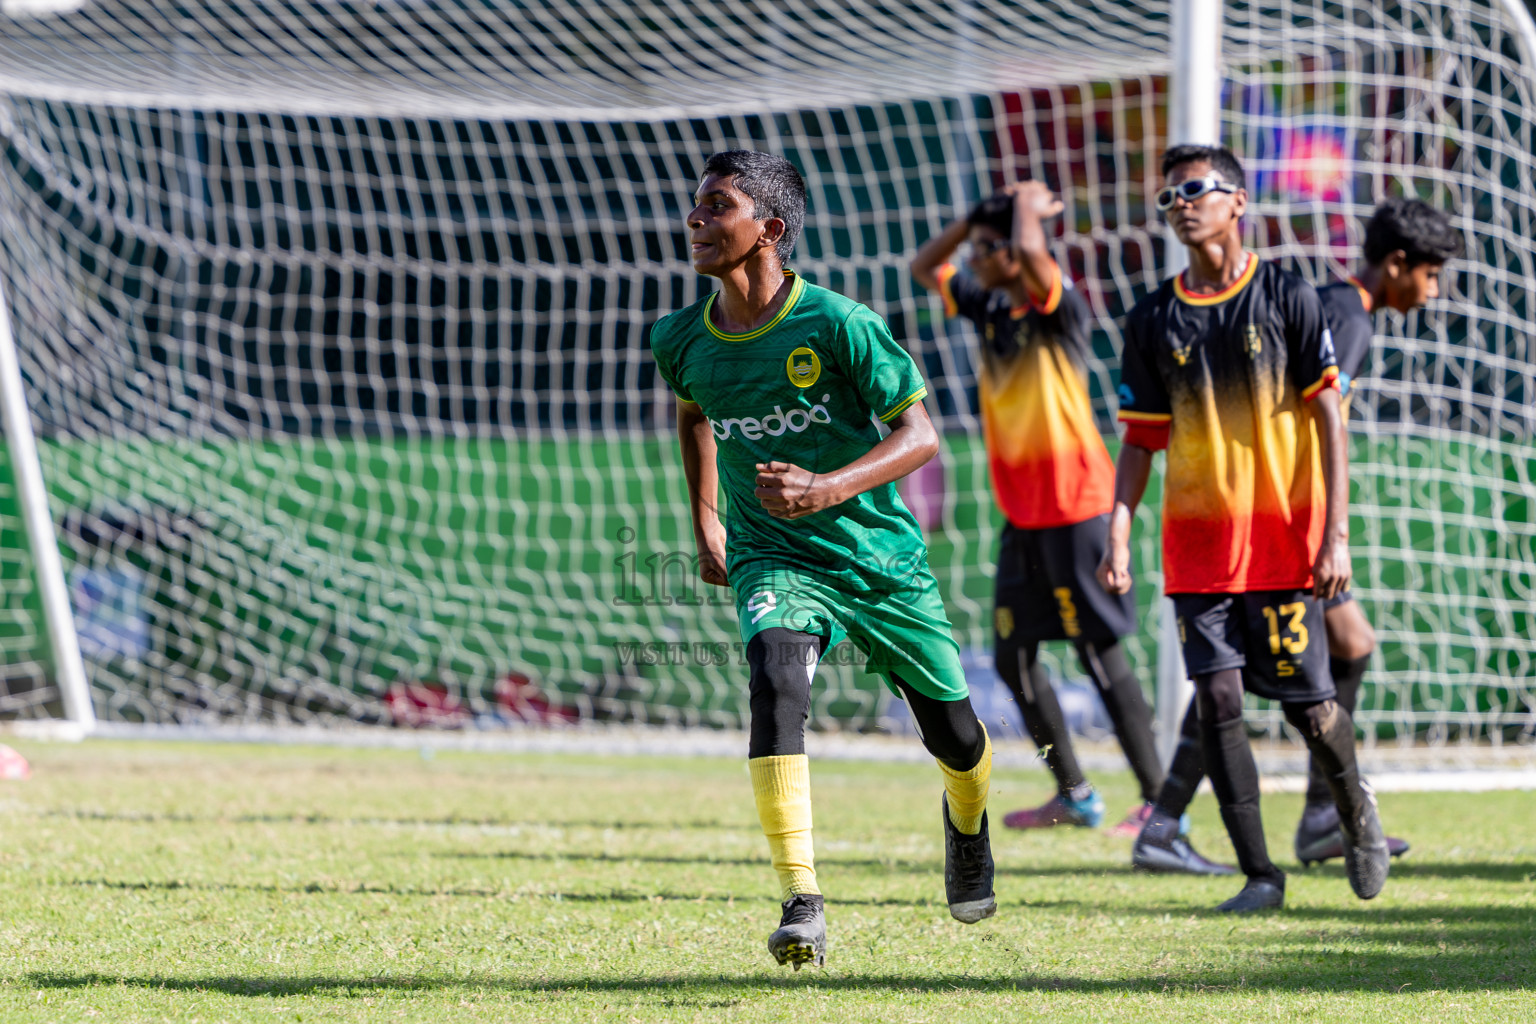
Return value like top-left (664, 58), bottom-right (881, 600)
top-left (750, 754), bottom-right (819, 900)
top-left (1201, 716), bottom-right (1279, 881)
top-left (1286, 700), bottom-right (1371, 825)
top-left (1305, 656), bottom-right (1369, 806)
top-left (937, 723), bottom-right (992, 835)
top-left (1154, 697), bottom-right (1204, 819)
top-left (997, 641), bottom-right (1087, 796)
top-left (1077, 640), bottom-right (1164, 802)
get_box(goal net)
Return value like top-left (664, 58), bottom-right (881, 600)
top-left (0, 0), bottom-right (1530, 745)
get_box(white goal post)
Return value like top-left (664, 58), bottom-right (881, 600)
top-left (0, 0), bottom-right (1531, 751)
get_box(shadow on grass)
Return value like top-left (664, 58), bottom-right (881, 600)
top-left (443, 848), bottom-right (961, 872)
top-left (1021, 895), bottom-right (1536, 939)
top-left (1342, 860), bottom-right (1536, 883)
top-left (26, 951), bottom-right (1534, 997)
top-left (57, 877), bottom-right (936, 908)
top-left (442, 848), bottom-right (1151, 878)
top-left (38, 810), bottom-right (739, 831)
top-left (443, 849), bottom-right (866, 869)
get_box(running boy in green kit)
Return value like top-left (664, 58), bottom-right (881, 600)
top-left (649, 150), bottom-right (996, 969)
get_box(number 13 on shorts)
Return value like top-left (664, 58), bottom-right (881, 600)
top-left (1261, 601), bottom-right (1308, 676)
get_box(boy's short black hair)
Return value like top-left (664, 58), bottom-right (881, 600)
top-left (1363, 197), bottom-right (1462, 267)
top-left (966, 193), bottom-right (1014, 237)
top-left (700, 150), bottom-right (806, 264)
top-left (1161, 144), bottom-right (1247, 191)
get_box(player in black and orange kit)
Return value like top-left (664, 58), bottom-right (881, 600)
top-left (1132, 197), bottom-right (1460, 878)
top-left (1293, 197), bottom-right (1460, 864)
top-left (911, 182), bottom-right (1210, 845)
top-left (1100, 145), bottom-right (1392, 912)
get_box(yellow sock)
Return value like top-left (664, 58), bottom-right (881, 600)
top-left (749, 754), bottom-right (819, 901)
top-left (938, 722), bottom-right (992, 835)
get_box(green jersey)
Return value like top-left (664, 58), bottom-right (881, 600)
top-left (651, 271), bottom-right (932, 592)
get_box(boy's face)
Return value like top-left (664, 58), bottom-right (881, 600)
top-left (1383, 255), bottom-right (1444, 313)
top-left (687, 173), bottom-right (780, 276)
top-left (966, 225), bottom-right (1019, 289)
top-left (1164, 159), bottom-right (1246, 247)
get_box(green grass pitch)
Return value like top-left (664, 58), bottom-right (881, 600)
top-left (0, 740), bottom-right (1531, 1022)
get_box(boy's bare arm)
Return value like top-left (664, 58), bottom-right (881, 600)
top-left (910, 218), bottom-right (971, 291)
top-left (1005, 180), bottom-right (1064, 302)
top-left (677, 399), bottom-right (728, 586)
top-left (1097, 442), bottom-right (1154, 594)
top-left (754, 404), bottom-right (939, 520)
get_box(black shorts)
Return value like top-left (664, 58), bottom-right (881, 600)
top-left (1322, 586), bottom-right (1355, 612)
top-left (1171, 590), bottom-right (1335, 703)
top-left (994, 516), bottom-right (1137, 646)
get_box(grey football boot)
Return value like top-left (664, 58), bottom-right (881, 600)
top-left (1339, 781), bottom-right (1391, 899)
top-left (768, 894), bottom-right (826, 970)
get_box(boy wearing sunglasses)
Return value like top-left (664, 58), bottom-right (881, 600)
top-left (1099, 145), bottom-right (1392, 912)
top-left (909, 183), bottom-right (1222, 860)
top-left (1129, 196), bottom-right (1452, 879)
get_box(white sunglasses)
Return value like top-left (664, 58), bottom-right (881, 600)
top-left (1156, 176), bottom-right (1240, 211)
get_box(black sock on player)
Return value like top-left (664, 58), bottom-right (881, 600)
top-left (996, 638), bottom-right (1089, 797)
top-left (1304, 655), bottom-right (1369, 806)
top-left (1150, 696), bottom-right (1203, 825)
top-left (1076, 639), bottom-right (1163, 803)
top-left (1198, 670), bottom-right (1282, 883)
top-left (1285, 698), bottom-right (1371, 823)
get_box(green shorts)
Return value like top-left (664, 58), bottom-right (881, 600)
top-left (732, 566), bottom-right (969, 702)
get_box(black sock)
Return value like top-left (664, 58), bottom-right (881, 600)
top-left (1306, 656), bottom-right (1369, 805)
top-left (1078, 641), bottom-right (1163, 803)
top-left (1286, 700), bottom-right (1370, 826)
top-left (997, 641), bottom-right (1086, 795)
top-left (1154, 698), bottom-right (1204, 820)
top-left (1201, 716), bottom-right (1279, 881)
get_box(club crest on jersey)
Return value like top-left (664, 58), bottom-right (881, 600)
top-left (786, 346), bottom-right (821, 388)
top-left (1171, 344), bottom-right (1192, 366)
top-left (1244, 323), bottom-right (1262, 358)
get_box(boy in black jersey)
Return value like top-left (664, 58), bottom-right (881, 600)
top-left (1294, 198), bottom-right (1460, 864)
top-left (1142, 198), bottom-right (1460, 877)
top-left (1100, 145), bottom-right (1392, 912)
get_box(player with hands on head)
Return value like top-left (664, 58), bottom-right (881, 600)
top-left (910, 179), bottom-right (1201, 850)
top-left (651, 150), bottom-right (999, 971)
top-left (1101, 144), bottom-right (1392, 912)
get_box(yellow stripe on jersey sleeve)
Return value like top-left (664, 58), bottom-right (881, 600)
top-left (879, 386), bottom-right (929, 422)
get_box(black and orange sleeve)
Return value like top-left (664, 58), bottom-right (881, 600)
top-left (1284, 276), bottom-right (1341, 402)
top-left (1115, 311), bottom-right (1172, 450)
top-left (1320, 283), bottom-right (1374, 385)
top-left (1027, 260), bottom-right (1065, 315)
top-left (935, 263), bottom-right (990, 324)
